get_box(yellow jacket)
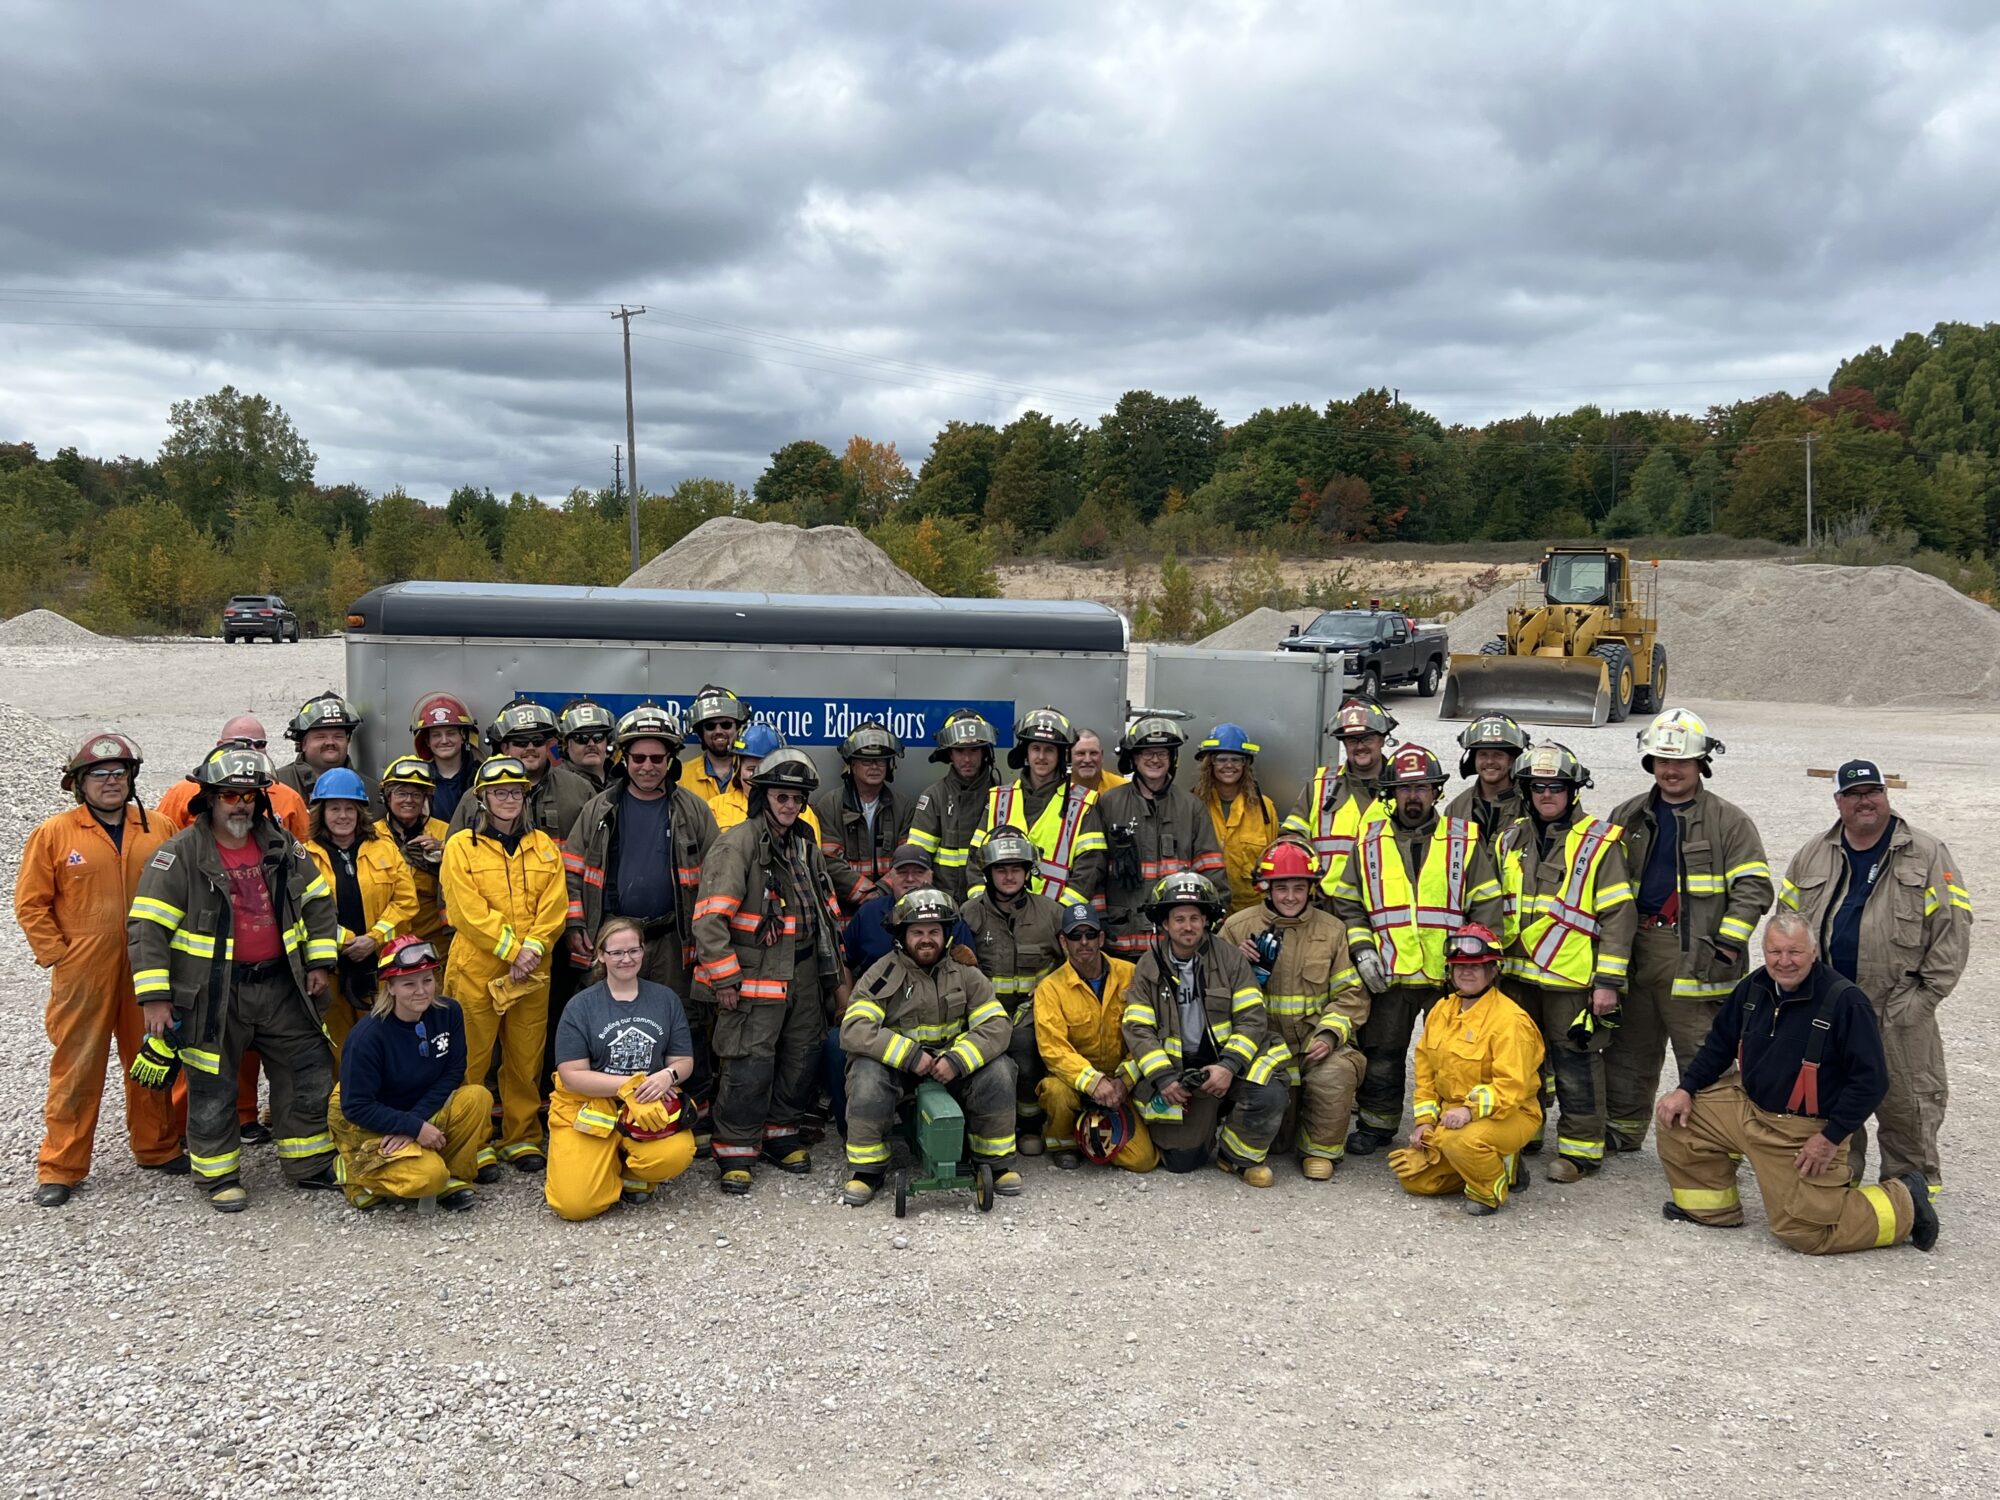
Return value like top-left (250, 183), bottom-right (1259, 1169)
top-left (1203, 789), bottom-right (1280, 915)
top-left (375, 816), bottom-right (450, 943)
top-left (438, 823), bottom-right (568, 993)
top-left (1412, 984), bottom-right (1544, 1125)
top-left (1077, 769), bottom-right (1127, 795)
top-left (309, 835), bottom-right (420, 949)
top-left (680, 754), bottom-right (734, 808)
top-left (1033, 956), bottom-right (1136, 1095)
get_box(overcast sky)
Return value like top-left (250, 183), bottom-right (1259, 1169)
top-left (4, 1), bottom-right (1997, 501)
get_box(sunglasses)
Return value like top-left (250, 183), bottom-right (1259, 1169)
top-left (569, 732), bottom-right (610, 746)
top-left (1527, 781), bottom-right (1571, 795)
top-left (214, 790), bottom-right (259, 805)
top-left (625, 752), bottom-right (668, 765)
top-left (222, 738), bottom-right (269, 750)
top-left (1066, 928), bottom-right (1106, 942)
top-left (503, 735), bottom-right (554, 750)
top-left (766, 790), bottom-right (806, 806)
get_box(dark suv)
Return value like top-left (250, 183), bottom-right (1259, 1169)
top-left (221, 594), bottom-right (300, 643)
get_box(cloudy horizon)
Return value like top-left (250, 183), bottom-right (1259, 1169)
top-left (4, 0), bottom-right (1997, 502)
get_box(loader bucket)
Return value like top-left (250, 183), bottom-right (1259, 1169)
top-left (1440, 653), bottom-right (1611, 729)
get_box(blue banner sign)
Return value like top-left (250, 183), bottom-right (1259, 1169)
top-left (518, 692), bottom-right (1016, 748)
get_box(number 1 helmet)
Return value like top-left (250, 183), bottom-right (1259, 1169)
top-left (615, 701), bottom-right (687, 764)
top-left (1141, 870), bottom-right (1226, 925)
top-left (1007, 706), bottom-right (1076, 770)
top-left (1455, 713), bottom-right (1532, 778)
top-left (1637, 708), bottom-right (1723, 775)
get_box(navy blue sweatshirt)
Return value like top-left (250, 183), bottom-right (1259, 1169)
top-left (1681, 962), bottom-right (1888, 1144)
top-left (339, 999), bottom-right (468, 1137)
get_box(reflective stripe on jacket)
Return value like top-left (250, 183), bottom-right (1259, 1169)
top-left (1331, 815), bottom-right (1504, 987)
top-left (810, 776), bottom-right (907, 886)
top-left (1098, 783), bottom-right (1230, 955)
top-left (1498, 812), bottom-right (1636, 990)
top-left (1611, 785), bottom-right (1774, 999)
top-left (1283, 766), bottom-right (1389, 895)
top-left (955, 890), bottom-right (1065, 1007)
top-left (1123, 939), bottom-right (1280, 1089)
top-left (437, 823), bottom-right (568, 993)
top-left (905, 769), bottom-right (1001, 902)
top-left (1217, 903), bottom-right (1366, 1085)
top-left (375, 816), bottom-right (450, 943)
top-left (562, 782), bottom-right (717, 966)
top-left (690, 816), bottom-right (845, 1004)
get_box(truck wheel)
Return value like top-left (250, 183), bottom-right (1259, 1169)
top-left (1358, 668), bottom-right (1381, 701)
top-left (1633, 644), bottom-right (1668, 713)
top-left (1416, 658), bottom-right (1443, 697)
top-left (1592, 641), bottom-right (1636, 722)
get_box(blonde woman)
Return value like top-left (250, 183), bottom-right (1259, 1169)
top-left (1194, 725), bottom-right (1278, 916)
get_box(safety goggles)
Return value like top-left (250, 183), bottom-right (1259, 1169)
top-left (1444, 934), bottom-right (1498, 961)
top-left (83, 766), bottom-right (131, 782)
top-left (382, 941), bottom-right (441, 976)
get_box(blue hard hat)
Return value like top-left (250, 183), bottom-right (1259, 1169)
top-left (1196, 723), bottom-right (1260, 759)
top-left (731, 722), bottom-right (784, 760)
top-left (310, 767), bottom-right (369, 804)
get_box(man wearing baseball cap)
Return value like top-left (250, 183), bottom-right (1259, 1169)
top-left (1031, 904), bottom-right (1157, 1172)
top-left (1777, 759), bottom-right (1971, 1200)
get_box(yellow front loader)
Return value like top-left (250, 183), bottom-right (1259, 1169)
top-left (1440, 547), bottom-right (1665, 728)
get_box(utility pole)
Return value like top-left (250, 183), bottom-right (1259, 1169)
top-left (1803, 430), bottom-right (1815, 550)
top-left (611, 304), bottom-right (647, 573)
top-left (613, 444), bottom-right (623, 506)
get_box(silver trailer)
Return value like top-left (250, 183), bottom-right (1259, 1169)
top-left (1141, 644), bottom-right (1354, 812)
top-left (341, 582), bottom-right (1130, 781)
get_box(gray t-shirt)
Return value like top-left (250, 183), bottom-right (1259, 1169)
top-left (554, 978), bottom-right (693, 1075)
top-left (612, 789), bottom-right (674, 920)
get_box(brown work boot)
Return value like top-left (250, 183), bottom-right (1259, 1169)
top-left (1300, 1156), bottom-right (1335, 1181)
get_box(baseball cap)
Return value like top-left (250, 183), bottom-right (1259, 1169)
top-left (1060, 904), bottom-right (1105, 936)
top-left (889, 843), bottom-right (932, 870)
top-left (1835, 759), bottom-right (1886, 794)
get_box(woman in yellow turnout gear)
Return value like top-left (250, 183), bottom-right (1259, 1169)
top-left (545, 917), bottom-right (698, 1220)
top-left (306, 768), bottom-right (418, 1062)
top-left (440, 758), bottom-right (569, 1177)
top-left (1196, 725), bottom-right (1280, 916)
top-left (1390, 925), bottom-right (1545, 1214)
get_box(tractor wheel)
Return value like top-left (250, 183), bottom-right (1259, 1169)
top-left (973, 1163), bottom-right (996, 1213)
top-left (1477, 639), bottom-right (1506, 656)
top-left (1593, 641), bottom-right (1636, 723)
top-left (1633, 644), bottom-right (1668, 714)
top-left (1417, 657), bottom-right (1443, 697)
top-left (893, 1169), bottom-right (909, 1219)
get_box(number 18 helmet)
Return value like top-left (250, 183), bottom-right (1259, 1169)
top-left (1142, 870), bottom-right (1225, 925)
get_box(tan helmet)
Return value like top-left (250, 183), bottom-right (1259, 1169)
top-left (1329, 696), bottom-right (1396, 740)
top-left (61, 731), bottom-right (143, 796)
top-left (1520, 742), bottom-right (1592, 790)
top-left (615, 701), bottom-right (687, 757)
top-left (1638, 708), bottom-right (1722, 774)
top-left (559, 697), bottom-right (616, 741)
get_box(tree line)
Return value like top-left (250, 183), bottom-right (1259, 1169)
top-left (4, 320), bottom-right (1996, 632)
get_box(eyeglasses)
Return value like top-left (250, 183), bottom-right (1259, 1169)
top-left (83, 767), bottom-right (131, 782)
top-left (483, 787), bottom-right (527, 799)
top-left (1527, 781), bottom-right (1570, 795)
top-left (766, 790), bottom-right (805, 807)
top-left (214, 789), bottom-right (259, 805)
top-left (569, 732), bottom-right (610, 746)
top-left (625, 752), bottom-right (668, 765)
top-left (601, 946), bottom-right (645, 961)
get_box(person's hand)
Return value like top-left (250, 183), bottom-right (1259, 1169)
top-left (1408, 1123), bottom-right (1432, 1150)
top-left (411, 835), bottom-right (442, 859)
top-left (1440, 1106), bottom-right (1472, 1130)
top-left (931, 1056), bottom-right (958, 1084)
top-left (342, 933), bottom-right (378, 961)
top-left (380, 1134), bottom-right (413, 1156)
top-left (1199, 1064), bottom-right (1232, 1098)
top-left (1237, 938), bottom-right (1262, 963)
top-left (509, 949), bottom-right (541, 982)
top-left (415, 1121), bottom-right (447, 1151)
top-left (1655, 1088), bottom-right (1694, 1130)
top-left (141, 1001), bottom-right (175, 1038)
top-left (305, 968), bottom-right (329, 999)
top-left (1161, 1079), bottom-right (1190, 1108)
top-left (1089, 1076), bottom-right (1124, 1107)
top-left (1794, 1132), bottom-right (1839, 1177)
top-left (1353, 947), bottom-right (1389, 995)
top-left (635, 1067), bottom-right (678, 1104)
top-left (1304, 1036), bottom-right (1332, 1064)
top-left (715, 984), bottom-right (740, 1011)
top-left (833, 978), bottom-right (853, 1017)
top-left (1590, 986), bottom-right (1619, 1016)
top-left (567, 931), bottom-right (594, 965)
top-left (912, 1050), bottom-right (936, 1078)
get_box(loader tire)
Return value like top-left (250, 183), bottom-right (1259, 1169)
top-left (1633, 644), bottom-right (1668, 714)
top-left (1593, 641), bottom-right (1636, 723)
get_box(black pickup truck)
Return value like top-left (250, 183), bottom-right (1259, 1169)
top-left (1279, 608), bottom-right (1449, 699)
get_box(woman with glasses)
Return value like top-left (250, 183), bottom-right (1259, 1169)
top-left (546, 916), bottom-right (698, 1219)
top-left (330, 937), bottom-right (488, 1211)
top-left (306, 768), bottom-right (418, 1062)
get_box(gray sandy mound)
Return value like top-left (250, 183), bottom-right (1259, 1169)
top-left (0, 701), bottom-right (74, 890)
top-left (622, 517), bottom-right (933, 596)
top-left (1447, 559), bottom-right (2000, 708)
top-left (0, 608), bottom-right (101, 644)
top-left (1198, 606), bottom-right (1308, 651)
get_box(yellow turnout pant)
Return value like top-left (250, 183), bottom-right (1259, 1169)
top-left (330, 1084), bottom-right (491, 1207)
top-left (1035, 1077), bottom-right (1159, 1173)
top-left (1393, 1110), bottom-right (1540, 1209)
top-left (545, 1086), bottom-right (697, 1221)
top-left (455, 975), bottom-right (551, 1160)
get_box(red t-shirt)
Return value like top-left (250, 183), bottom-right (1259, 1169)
top-left (218, 838), bottom-right (283, 963)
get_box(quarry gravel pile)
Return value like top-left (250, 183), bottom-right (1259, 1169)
top-left (622, 517), bottom-right (933, 596)
top-left (1448, 559), bottom-right (2000, 708)
top-left (0, 608), bottom-right (102, 645)
top-left (0, 702), bottom-right (70, 898)
top-left (1195, 605), bottom-right (1313, 650)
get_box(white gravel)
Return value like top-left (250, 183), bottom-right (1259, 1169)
top-left (2, 637), bottom-right (1995, 1498)
top-left (0, 608), bottom-right (102, 645)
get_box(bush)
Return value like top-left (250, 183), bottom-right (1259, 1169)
top-left (868, 516), bottom-right (999, 597)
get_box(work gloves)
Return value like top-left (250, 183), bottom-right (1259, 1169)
top-left (1353, 947), bottom-right (1389, 996)
top-left (128, 1033), bottom-right (182, 1090)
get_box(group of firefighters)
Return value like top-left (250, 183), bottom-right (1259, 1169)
top-left (12, 678), bottom-right (1966, 1256)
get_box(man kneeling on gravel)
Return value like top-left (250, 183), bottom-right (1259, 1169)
top-left (1654, 912), bottom-right (1938, 1256)
top-left (839, 889), bottom-right (1020, 1206)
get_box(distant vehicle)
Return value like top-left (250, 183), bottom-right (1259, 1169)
top-left (221, 594), bottom-right (300, 644)
top-left (1280, 607), bottom-right (1449, 699)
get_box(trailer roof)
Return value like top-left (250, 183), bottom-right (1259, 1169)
top-left (347, 581), bottom-right (1127, 652)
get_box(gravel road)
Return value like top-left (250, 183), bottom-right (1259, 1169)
top-left (2, 637), bottom-right (1993, 1498)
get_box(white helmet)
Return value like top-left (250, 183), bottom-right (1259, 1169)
top-left (1638, 709), bottom-right (1723, 771)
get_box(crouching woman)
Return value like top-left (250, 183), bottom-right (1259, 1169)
top-left (330, 936), bottom-right (490, 1211)
top-left (546, 917), bottom-right (698, 1220)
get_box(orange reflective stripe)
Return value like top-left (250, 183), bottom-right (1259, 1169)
top-left (694, 895), bottom-right (742, 920)
top-left (740, 977), bottom-right (789, 1001)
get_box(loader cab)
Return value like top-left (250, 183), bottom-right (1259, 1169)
top-left (1542, 549), bottom-right (1620, 609)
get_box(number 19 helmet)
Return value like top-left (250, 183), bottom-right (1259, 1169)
top-left (930, 710), bottom-right (998, 766)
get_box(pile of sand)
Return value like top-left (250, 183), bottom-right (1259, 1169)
top-left (0, 608), bottom-right (101, 645)
top-left (0, 700), bottom-right (74, 893)
top-left (622, 517), bottom-right (933, 596)
top-left (1447, 559), bottom-right (2000, 708)
top-left (1197, 606), bottom-right (1317, 651)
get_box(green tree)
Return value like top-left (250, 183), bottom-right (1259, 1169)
top-left (0, 465), bottom-right (88, 538)
top-left (868, 515), bottom-right (998, 596)
top-left (160, 386), bottom-right (316, 535)
top-left (1084, 391), bottom-right (1224, 522)
top-left (1685, 448), bottom-right (1727, 533)
top-left (85, 498), bottom-right (229, 631)
top-left (1626, 445), bottom-right (1687, 532)
top-left (754, 439), bottom-right (849, 525)
top-left (297, 481), bottom-right (371, 544)
top-left (324, 530), bottom-right (373, 629)
top-left (910, 420), bottom-right (1002, 521)
top-left (447, 485), bottom-right (506, 556)
top-left (984, 411), bottom-right (1084, 538)
top-left (364, 487), bottom-right (431, 582)
top-left (424, 522), bottom-right (499, 582)
top-left (637, 477), bottom-right (747, 563)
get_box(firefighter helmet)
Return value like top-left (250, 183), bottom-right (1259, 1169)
top-left (1444, 923), bottom-right (1503, 967)
top-left (487, 698), bottom-right (559, 747)
top-left (1455, 713), bottom-right (1532, 777)
top-left (61, 731), bottom-right (143, 794)
top-left (409, 691), bottom-right (476, 737)
top-left (1253, 835), bottom-right (1322, 887)
top-left (930, 710), bottom-right (998, 764)
top-left (979, 826), bottom-right (1039, 873)
top-left (1384, 743), bottom-right (1448, 788)
top-left (747, 747), bottom-right (820, 795)
top-left (188, 746), bottom-right (276, 790)
top-left (379, 755), bottom-right (437, 792)
top-left (1076, 1102), bottom-right (1138, 1165)
top-left (1007, 707), bottom-right (1076, 770)
top-left (889, 887), bottom-right (959, 932)
top-left (286, 691), bottom-right (361, 743)
top-left (559, 697), bottom-right (616, 740)
top-left (1196, 723), bottom-right (1261, 760)
top-left (1638, 708), bottom-right (1723, 771)
top-left (379, 934), bottom-right (443, 978)
top-left (615, 701), bottom-right (686, 757)
top-left (1141, 870), bottom-right (1226, 925)
top-left (689, 685), bottom-right (749, 731)
top-left (309, 767), bottom-right (369, 804)
top-left (732, 722), bottom-right (784, 762)
top-left (473, 757), bottom-right (532, 795)
top-left (1329, 696), bottom-right (1397, 740)
top-left (1116, 714), bottom-right (1187, 775)
top-left (839, 721), bottom-right (904, 779)
top-left (1520, 742), bottom-right (1593, 791)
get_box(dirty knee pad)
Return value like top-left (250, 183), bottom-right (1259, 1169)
top-left (1159, 1144), bottom-right (1211, 1174)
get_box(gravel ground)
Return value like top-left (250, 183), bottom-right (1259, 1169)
top-left (2, 637), bottom-right (1994, 1499)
